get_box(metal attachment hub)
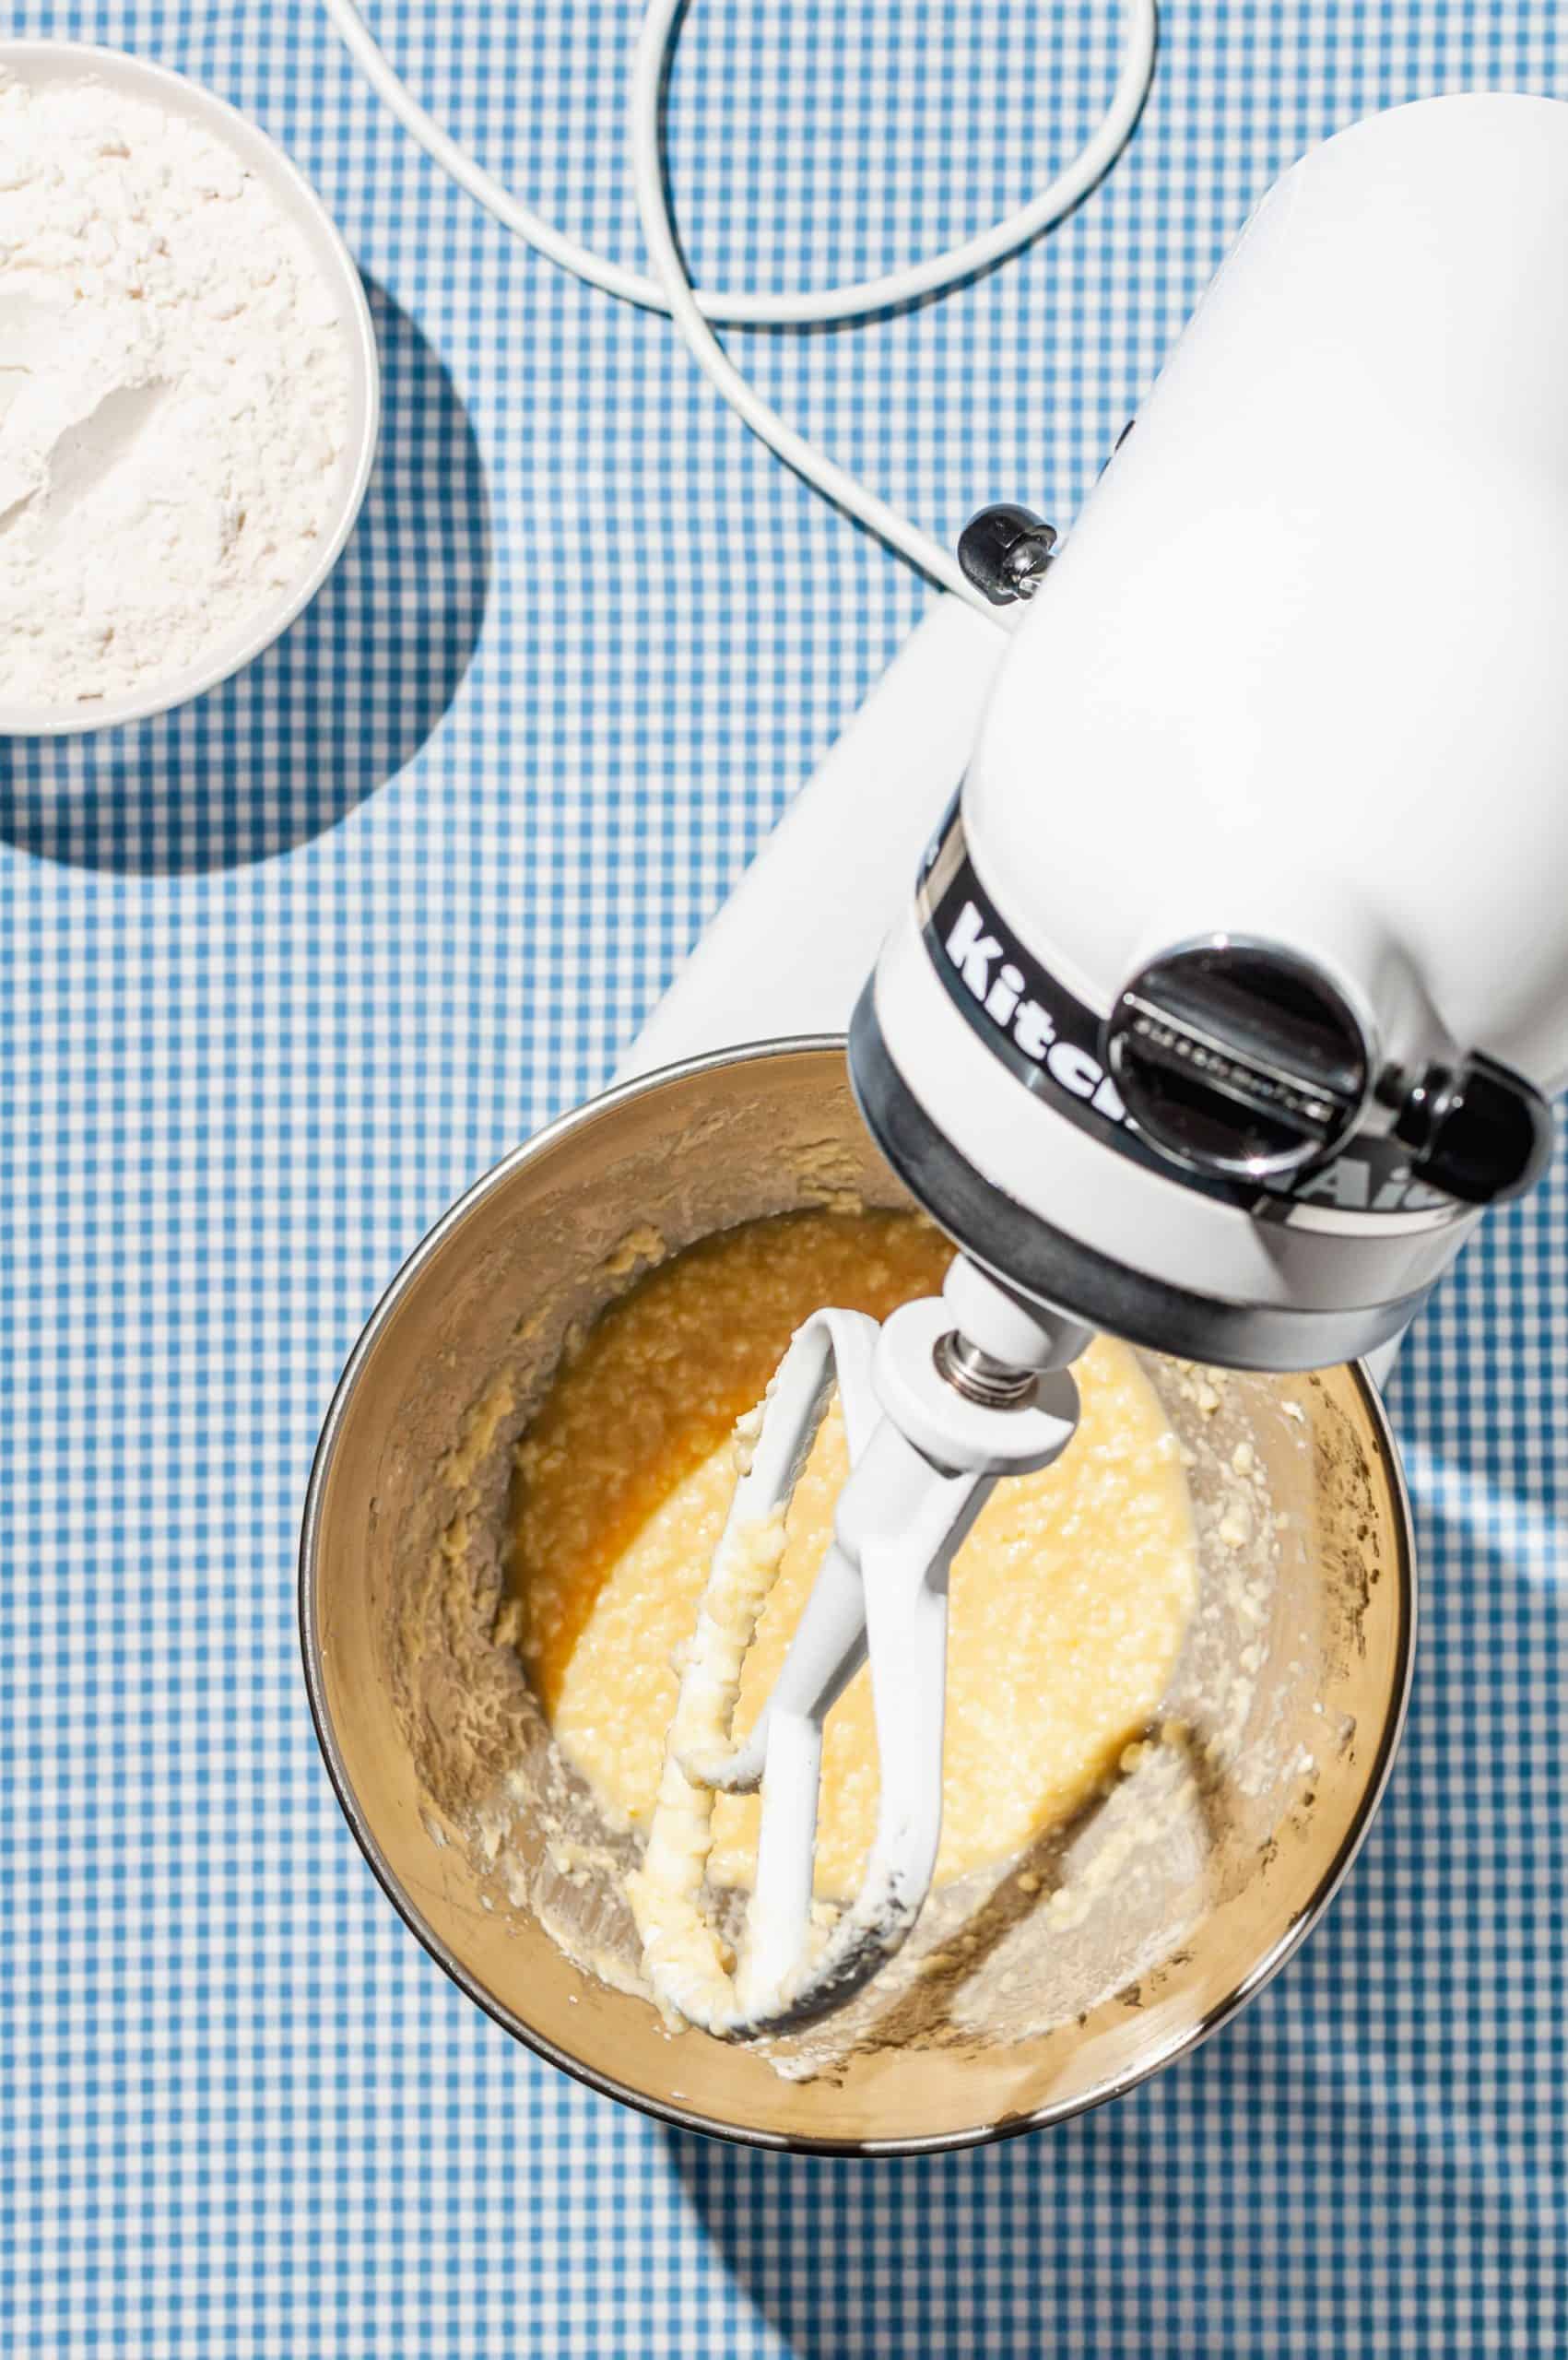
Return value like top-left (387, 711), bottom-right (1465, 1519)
top-left (932, 1329), bottom-right (1039, 1409)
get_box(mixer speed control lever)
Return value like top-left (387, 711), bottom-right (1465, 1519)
top-left (1384, 1052), bottom-right (1554, 1206)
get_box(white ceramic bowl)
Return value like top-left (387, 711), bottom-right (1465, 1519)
top-left (0, 41), bottom-right (380, 738)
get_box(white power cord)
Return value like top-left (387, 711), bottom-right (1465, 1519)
top-left (323, 0), bottom-right (1157, 602)
top-left (626, 0), bottom-right (980, 602)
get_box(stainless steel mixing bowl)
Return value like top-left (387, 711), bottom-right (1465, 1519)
top-left (300, 1040), bottom-right (1415, 2154)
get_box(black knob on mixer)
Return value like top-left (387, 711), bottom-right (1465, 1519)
top-left (1104, 939), bottom-right (1373, 1182)
top-left (1386, 1052), bottom-right (1554, 1205)
top-left (957, 504), bottom-right (1058, 605)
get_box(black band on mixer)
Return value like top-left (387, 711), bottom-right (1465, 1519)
top-left (916, 798), bottom-right (1466, 1233)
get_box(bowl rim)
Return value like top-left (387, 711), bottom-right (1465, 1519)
top-left (298, 1035), bottom-right (1419, 2156)
top-left (0, 38), bottom-right (381, 738)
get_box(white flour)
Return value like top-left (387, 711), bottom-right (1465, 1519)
top-left (0, 70), bottom-right (355, 715)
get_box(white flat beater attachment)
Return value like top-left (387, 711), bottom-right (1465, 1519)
top-left (628, 1260), bottom-right (1089, 2038)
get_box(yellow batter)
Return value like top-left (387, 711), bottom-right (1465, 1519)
top-left (508, 1210), bottom-right (1197, 1899)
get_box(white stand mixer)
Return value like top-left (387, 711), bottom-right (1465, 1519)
top-left (622, 95), bottom-right (1568, 2035)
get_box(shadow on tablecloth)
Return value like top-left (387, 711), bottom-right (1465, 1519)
top-left (660, 1520), bottom-right (1563, 2358)
top-left (0, 278), bottom-right (490, 876)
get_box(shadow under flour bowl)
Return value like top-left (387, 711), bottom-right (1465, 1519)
top-left (300, 1041), bottom-right (1415, 2154)
top-left (0, 41), bottom-right (378, 737)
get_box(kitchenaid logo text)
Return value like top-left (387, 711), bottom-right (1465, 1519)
top-left (922, 806), bottom-right (1459, 1224)
top-left (949, 899), bottom-right (1444, 1214)
top-left (945, 901), bottom-right (1127, 1123)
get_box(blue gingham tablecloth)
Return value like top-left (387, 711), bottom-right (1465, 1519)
top-left (2, 3), bottom-right (1564, 2352)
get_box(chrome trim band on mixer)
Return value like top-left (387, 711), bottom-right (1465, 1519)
top-left (847, 988), bottom-right (1436, 1369)
top-left (916, 802), bottom-right (1468, 1237)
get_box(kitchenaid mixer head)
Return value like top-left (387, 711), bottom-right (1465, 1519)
top-left (848, 809), bottom-right (1553, 1372)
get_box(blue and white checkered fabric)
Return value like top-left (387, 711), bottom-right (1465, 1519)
top-left (2, 1), bottom-right (1563, 2350)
